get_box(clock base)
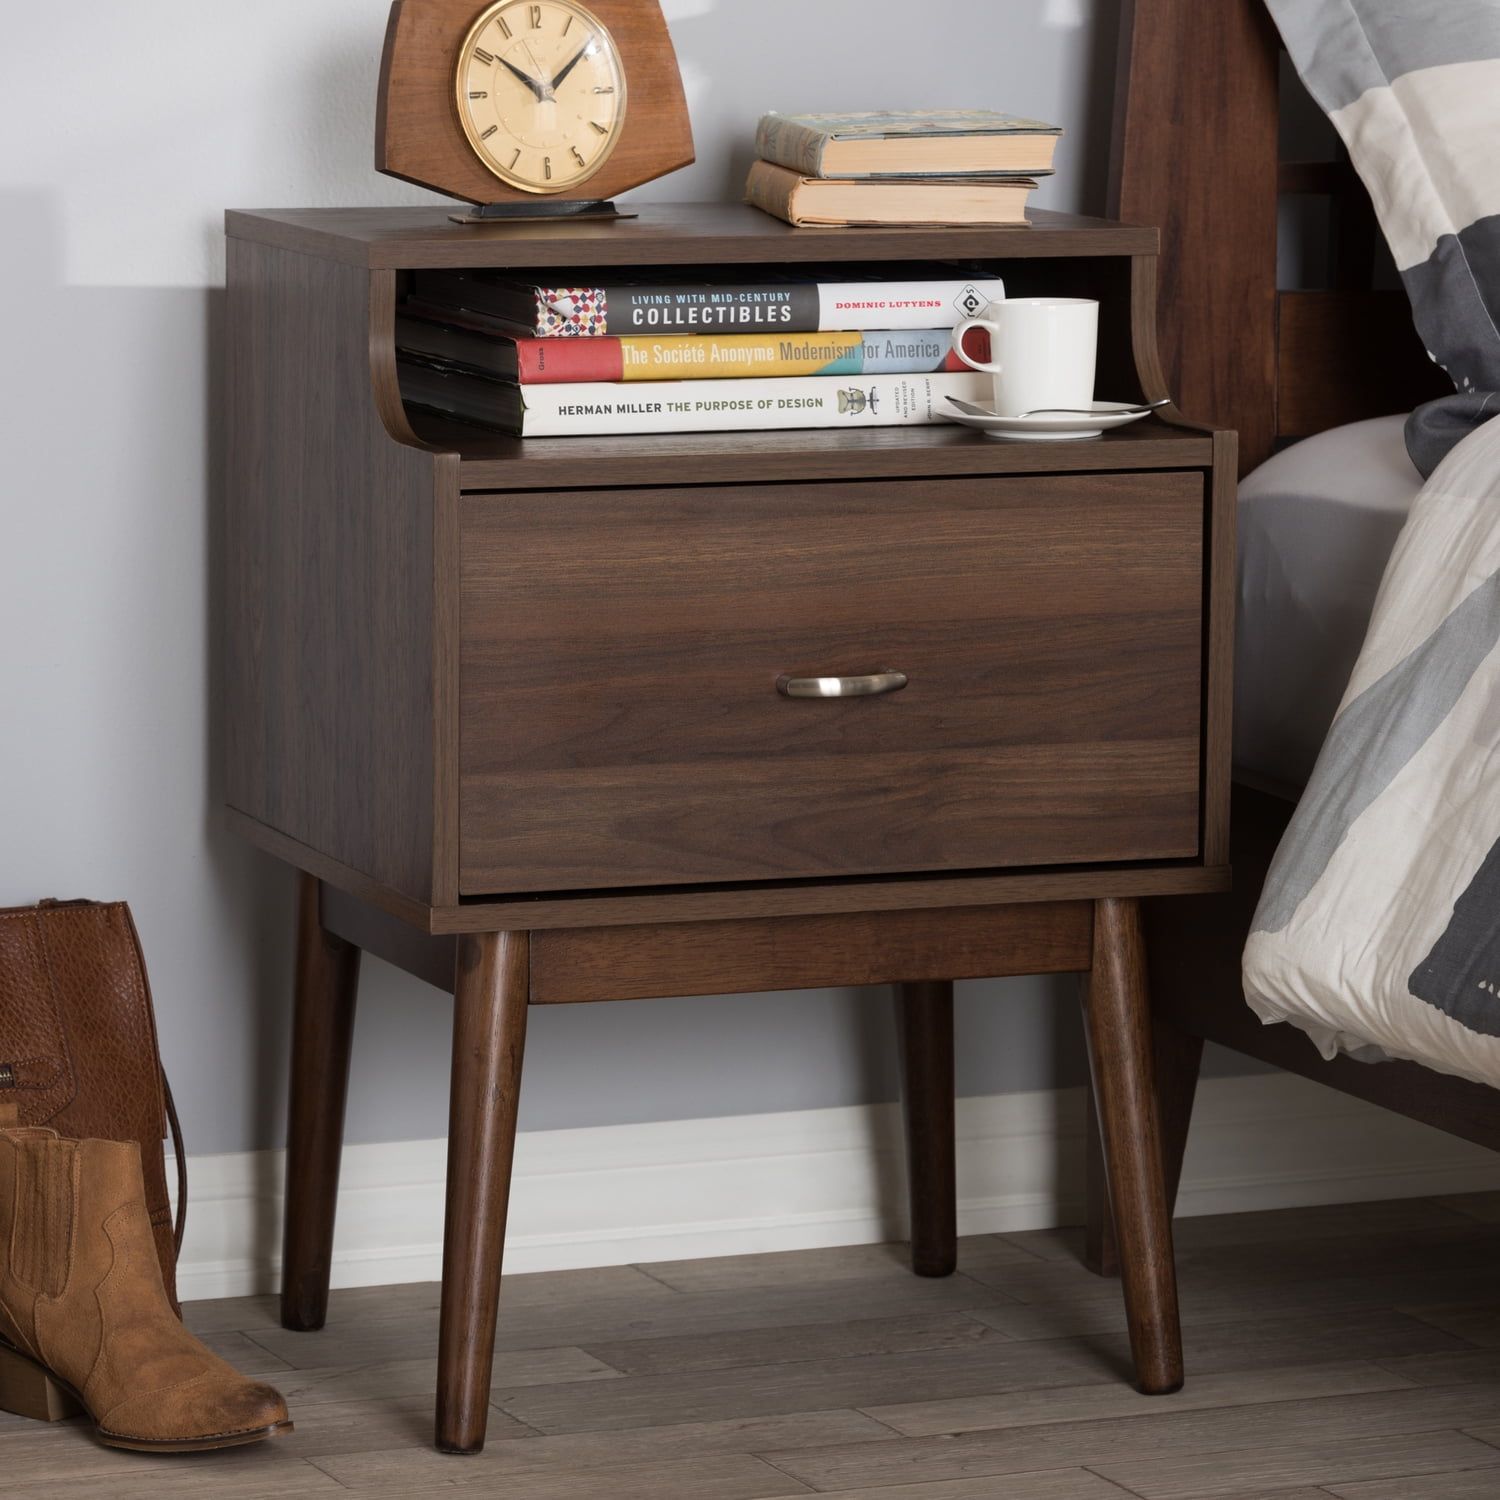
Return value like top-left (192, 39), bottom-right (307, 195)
top-left (448, 199), bottom-right (639, 226)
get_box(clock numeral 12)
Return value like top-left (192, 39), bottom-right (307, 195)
top-left (530, 4), bottom-right (542, 25)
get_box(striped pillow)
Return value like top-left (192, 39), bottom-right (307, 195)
top-left (1266, 0), bottom-right (1500, 474)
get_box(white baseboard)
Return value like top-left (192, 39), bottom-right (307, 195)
top-left (172, 1071), bottom-right (1500, 1303)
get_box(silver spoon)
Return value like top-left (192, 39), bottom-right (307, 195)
top-left (946, 396), bottom-right (1170, 419)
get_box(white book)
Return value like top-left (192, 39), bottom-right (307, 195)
top-left (401, 360), bottom-right (992, 437)
top-left (523, 371), bottom-right (992, 435)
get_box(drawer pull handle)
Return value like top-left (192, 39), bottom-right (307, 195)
top-left (776, 671), bottom-right (909, 699)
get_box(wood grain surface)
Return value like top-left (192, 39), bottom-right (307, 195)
top-left (14, 1192), bottom-right (1492, 1494)
top-left (1277, 290), bottom-right (1449, 437)
top-left (437, 928), bottom-right (530, 1452)
top-left (458, 474), bottom-right (1205, 894)
top-left (1081, 897), bottom-right (1182, 1394)
top-left (224, 203), bottom-right (1232, 923)
top-left (1110, 0), bottom-right (1280, 472)
top-left (224, 240), bottom-right (446, 904)
top-left (224, 204), bottom-right (1159, 269)
top-left (281, 876), bottom-right (363, 1334)
top-left (898, 980), bottom-right (959, 1278)
top-left (526, 903), bottom-right (1093, 1004)
top-left (429, 418), bottom-right (1213, 491)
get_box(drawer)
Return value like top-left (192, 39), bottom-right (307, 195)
top-left (458, 473), bottom-right (1204, 894)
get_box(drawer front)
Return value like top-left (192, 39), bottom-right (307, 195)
top-left (459, 474), bottom-right (1204, 894)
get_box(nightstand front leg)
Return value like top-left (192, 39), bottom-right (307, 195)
top-left (1081, 897), bottom-right (1184, 1394)
top-left (282, 874), bottom-right (361, 1332)
top-left (436, 929), bottom-right (530, 1455)
top-left (897, 980), bottom-right (957, 1277)
top-left (1085, 1006), bottom-right (1204, 1279)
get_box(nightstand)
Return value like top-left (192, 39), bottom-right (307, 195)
top-left (224, 204), bottom-right (1233, 1453)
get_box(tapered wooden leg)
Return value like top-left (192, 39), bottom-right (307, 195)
top-left (1085, 1006), bottom-right (1204, 1279)
top-left (897, 981), bottom-right (957, 1277)
top-left (435, 930), bottom-right (529, 1455)
top-left (1083, 1090), bottom-right (1118, 1277)
top-left (1152, 1013), bottom-right (1204, 1218)
top-left (281, 874), bottom-right (361, 1333)
top-left (1081, 897), bottom-right (1183, 1394)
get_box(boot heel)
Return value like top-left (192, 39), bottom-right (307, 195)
top-left (0, 1340), bottom-right (81, 1422)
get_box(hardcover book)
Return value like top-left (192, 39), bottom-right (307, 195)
top-left (410, 268), bottom-right (1005, 337)
top-left (395, 312), bottom-right (984, 383)
top-left (745, 161), bottom-right (1037, 228)
top-left (755, 109), bottom-right (1061, 179)
top-left (398, 356), bottom-right (990, 436)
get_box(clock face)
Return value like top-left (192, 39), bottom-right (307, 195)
top-left (455, 0), bottom-right (627, 194)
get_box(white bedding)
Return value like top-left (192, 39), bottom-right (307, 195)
top-left (1243, 414), bottom-right (1500, 1089)
top-left (1236, 416), bottom-right (1423, 792)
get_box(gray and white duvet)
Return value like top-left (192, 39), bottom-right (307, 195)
top-left (1244, 414), bottom-right (1500, 1085)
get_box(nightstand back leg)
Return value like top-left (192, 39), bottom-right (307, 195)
top-left (436, 929), bottom-right (530, 1455)
top-left (1082, 896), bottom-right (1184, 1393)
top-left (897, 980), bottom-right (958, 1277)
top-left (282, 874), bottom-right (362, 1333)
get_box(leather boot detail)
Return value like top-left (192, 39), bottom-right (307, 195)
top-left (0, 1129), bottom-right (291, 1451)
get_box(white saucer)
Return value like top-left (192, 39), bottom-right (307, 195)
top-left (940, 398), bottom-right (1155, 441)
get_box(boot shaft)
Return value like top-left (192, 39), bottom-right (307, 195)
top-left (0, 1132), bottom-right (153, 1303)
top-left (0, 1133), bottom-right (77, 1299)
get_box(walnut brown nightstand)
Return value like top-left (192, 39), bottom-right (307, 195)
top-left (223, 204), bottom-right (1233, 1453)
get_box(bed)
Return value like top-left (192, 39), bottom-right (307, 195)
top-left (1085, 0), bottom-right (1488, 1273)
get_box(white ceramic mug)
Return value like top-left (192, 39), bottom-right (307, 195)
top-left (950, 297), bottom-right (1098, 417)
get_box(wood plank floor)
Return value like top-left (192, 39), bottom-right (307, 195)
top-left (6, 1193), bottom-right (1500, 1497)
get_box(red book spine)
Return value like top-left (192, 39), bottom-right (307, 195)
top-left (514, 338), bottom-right (625, 384)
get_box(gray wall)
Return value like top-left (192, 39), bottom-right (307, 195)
top-left (0, 0), bottom-right (1247, 1157)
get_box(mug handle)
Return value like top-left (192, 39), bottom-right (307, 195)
top-left (951, 319), bottom-right (1002, 374)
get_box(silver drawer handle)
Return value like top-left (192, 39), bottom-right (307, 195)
top-left (776, 671), bottom-right (909, 699)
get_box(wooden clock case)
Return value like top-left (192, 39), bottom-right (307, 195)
top-left (376, 0), bottom-right (696, 204)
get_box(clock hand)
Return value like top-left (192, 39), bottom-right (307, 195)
top-left (519, 37), bottom-right (556, 99)
top-left (496, 54), bottom-right (548, 102)
top-left (550, 40), bottom-right (594, 91)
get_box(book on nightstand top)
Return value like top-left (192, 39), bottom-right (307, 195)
top-left (745, 161), bottom-right (1037, 228)
top-left (755, 110), bottom-right (1062, 178)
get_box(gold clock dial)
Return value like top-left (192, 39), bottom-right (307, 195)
top-left (455, 0), bottom-right (627, 194)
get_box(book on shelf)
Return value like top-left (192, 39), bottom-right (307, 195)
top-left (395, 312), bottom-right (986, 384)
top-left (745, 161), bottom-right (1037, 228)
top-left (398, 355), bottom-right (990, 437)
top-left (755, 110), bottom-right (1061, 179)
top-left (408, 268), bottom-right (1005, 337)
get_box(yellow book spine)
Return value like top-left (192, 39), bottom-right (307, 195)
top-left (617, 331), bottom-right (867, 381)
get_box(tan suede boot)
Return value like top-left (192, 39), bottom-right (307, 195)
top-left (0, 1127), bottom-right (292, 1451)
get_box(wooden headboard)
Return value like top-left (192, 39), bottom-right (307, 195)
top-left (1109, 0), bottom-right (1449, 474)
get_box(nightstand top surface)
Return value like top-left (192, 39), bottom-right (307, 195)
top-left (224, 203), bottom-right (1159, 269)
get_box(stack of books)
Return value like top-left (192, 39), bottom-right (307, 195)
top-left (396, 266), bottom-right (1003, 437)
top-left (745, 110), bottom-right (1062, 227)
